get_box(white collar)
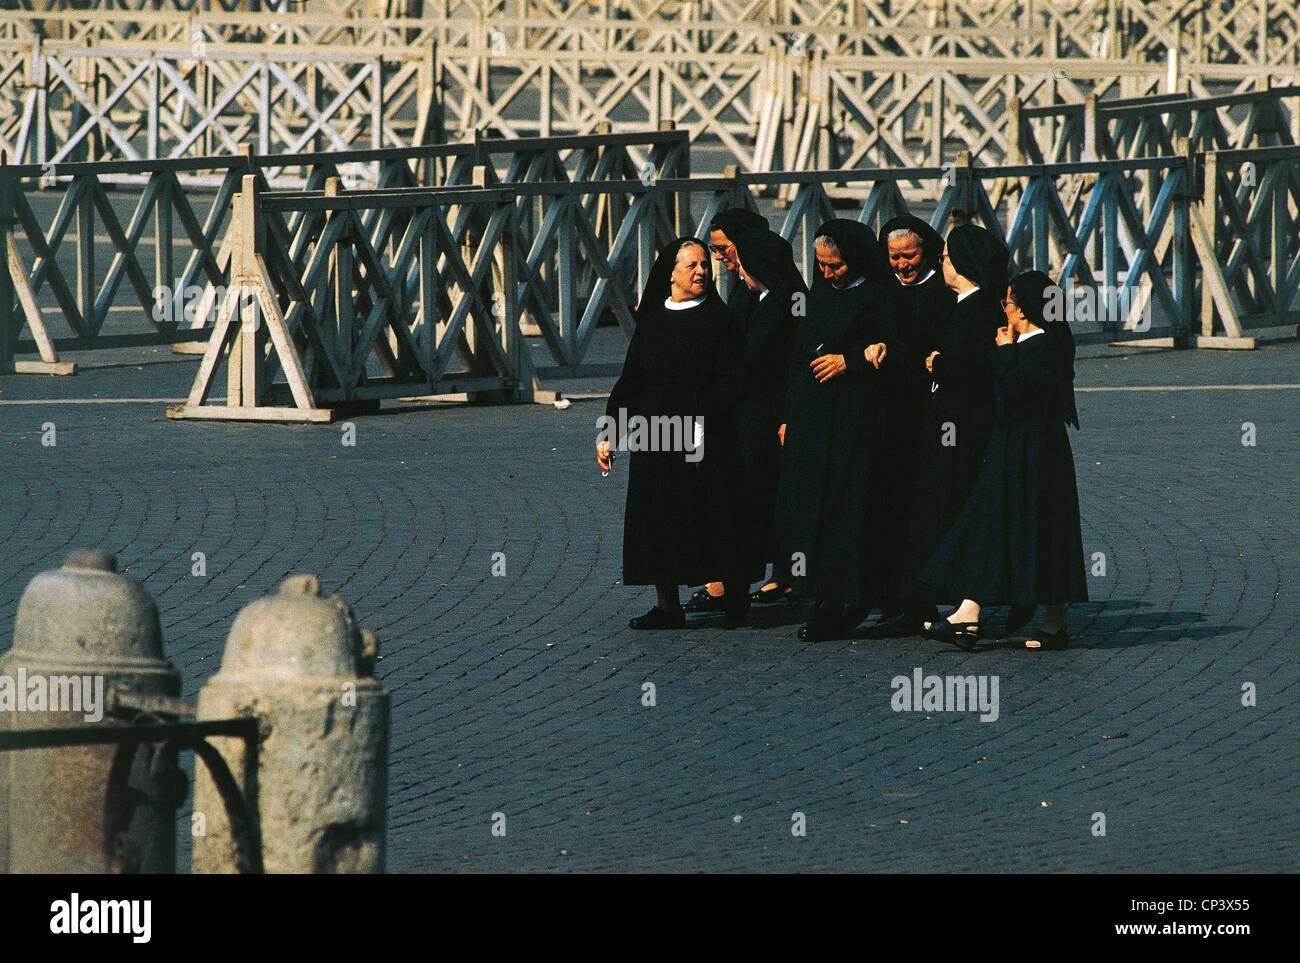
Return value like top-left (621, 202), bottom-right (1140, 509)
top-left (832, 276), bottom-right (866, 290)
top-left (955, 285), bottom-right (982, 304)
top-left (663, 295), bottom-right (706, 311)
top-left (757, 289), bottom-right (770, 301)
top-left (1016, 327), bottom-right (1046, 342)
top-left (898, 267), bottom-right (936, 287)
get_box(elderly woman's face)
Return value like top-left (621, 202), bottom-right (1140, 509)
top-left (814, 241), bottom-right (854, 288)
top-left (670, 243), bottom-right (710, 301)
top-left (708, 230), bottom-right (740, 272)
top-left (887, 233), bottom-right (927, 284)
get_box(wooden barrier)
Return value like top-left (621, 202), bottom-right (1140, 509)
top-left (1014, 86), bottom-right (1300, 165)
top-left (0, 128), bottom-right (687, 372)
top-left (6, 136), bottom-right (1295, 392)
top-left (166, 169), bottom-right (682, 420)
top-left (1192, 145), bottom-right (1300, 348)
top-left (3, 3), bottom-right (1297, 178)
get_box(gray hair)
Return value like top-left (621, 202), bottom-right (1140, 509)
top-left (887, 228), bottom-right (921, 244)
top-left (813, 234), bottom-right (840, 254)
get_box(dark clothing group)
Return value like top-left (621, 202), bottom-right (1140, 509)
top-left (606, 215), bottom-right (1088, 632)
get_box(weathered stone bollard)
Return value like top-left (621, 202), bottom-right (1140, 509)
top-left (0, 549), bottom-right (181, 873)
top-left (192, 574), bottom-right (388, 873)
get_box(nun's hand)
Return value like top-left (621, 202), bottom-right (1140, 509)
top-left (778, 424), bottom-right (786, 446)
top-left (995, 325), bottom-right (1015, 347)
top-left (596, 440), bottom-right (614, 471)
top-left (811, 353), bottom-right (846, 382)
top-left (864, 342), bottom-right (887, 369)
top-left (924, 350), bottom-right (940, 373)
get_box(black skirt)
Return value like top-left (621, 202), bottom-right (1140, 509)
top-left (919, 334), bottom-right (1089, 606)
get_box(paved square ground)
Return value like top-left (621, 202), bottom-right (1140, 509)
top-left (1, 334), bottom-right (1296, 872)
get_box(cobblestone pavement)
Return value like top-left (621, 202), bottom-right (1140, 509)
top-left (1, 335), bottom-right (1296, 872)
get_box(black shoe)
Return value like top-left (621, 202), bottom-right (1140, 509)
top-left (841, 602), bottom-right (873, 630)
top-left (628, 606), bottom-right (686, 630)
top-left (797, 609), bottom-right (844, 642)
top-left (683, 588), bottom-right (727, 613)
top-left (1025, 627), bottom-right (1069, 650)
top-left (1006, 604), bottom-right (1036, 635)
top-left (923, 619), bottom-right (982, 651)
top-left (750, 583), bottom-right (793, 605)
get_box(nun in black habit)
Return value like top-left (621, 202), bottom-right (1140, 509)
top-left (704, 226), bottom-right (807, 606)
top-left (774, 219), bottom-right (904, 641)
top-left (876, 214), bottom-right (957, 625)
top-left (920, 270), bottom-right (1089, 651)
top-left (901, 222), bottom-right (1009, 618)
top-left (680, 206), bottom-right (774, 614)
top-left (708, 208), bottom-right (771, 317)
top-left (597, 236), bottom-right (742, 629)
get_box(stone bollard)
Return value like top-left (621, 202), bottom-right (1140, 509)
top-left (0, 549), bottom-right (181, 873)
top-left (192, 575), bottom-right (389, 873)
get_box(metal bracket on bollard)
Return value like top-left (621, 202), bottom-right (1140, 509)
top-left (0, 718), bottom-right (254, 750)
top-left (0, 716), bottom-right (264, 874)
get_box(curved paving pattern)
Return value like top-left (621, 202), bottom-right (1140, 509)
top-left (0, 337), bottom-right (1296, 872)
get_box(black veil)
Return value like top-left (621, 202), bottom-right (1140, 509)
top-left (813, 219), bottom-right (894, 288)
top-left (709, 208), bottom-right (770, 241)
top-left (731, 228), bottom-right (808, 306)
top-left (945, 223), bottom-right (1010, 296)
top-left (1010, 269), bottom-right (1080, 429)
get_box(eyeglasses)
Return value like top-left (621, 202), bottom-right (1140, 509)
top-left (1001, 298), bottom-right (1019, 310)
top-left (707, 242), bottom-right (733, 255)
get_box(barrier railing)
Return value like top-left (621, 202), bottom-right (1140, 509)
top-left (164, 148), bottom-right (1245, 421)
top-left (4, 15), bottom-right (1297, 177)
top-left (166, 165), bottom-right (685, 420)
top-left (1015, 86), bottom-right (1300, 165)
top-left (1193, 145), bottom-right (1300, 347)
top-left (6, 140), bottom-right (1294, 395)
top-left (0, 128), bottom-right (688, 373)
top-left (9, 1), bottom-right (1300, 71)
top-left (0, 39), bottom-right (436, 166)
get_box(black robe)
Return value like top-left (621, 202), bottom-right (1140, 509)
top-left (904, 287), bottom-right (1000, 598)
top-left (883, 269), bottom-right (955, 602)
top-left (919, 330), bottom-right (1089, 605)
top-left (775, 279), bottom-right (902, 604)
top-left (704, 289), bottom-right (797, 577)
top-left (725, 278), bottom-right (758, 320)
top-left (607, 295), bottom-right (735, 586)
top-left (892, 270), bottom-right (955, 368)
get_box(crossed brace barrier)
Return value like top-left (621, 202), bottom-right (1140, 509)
top-left (166, 163), bottom-right (687, 421)
top-left (3, 9), bottom-right (1298, 180)
top-left (2, 138), bottom-right (1297, 419)
top-left (0, 126), bottom-right (689, 375)
top-left (159, 143), bottom-right (1299, 422)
